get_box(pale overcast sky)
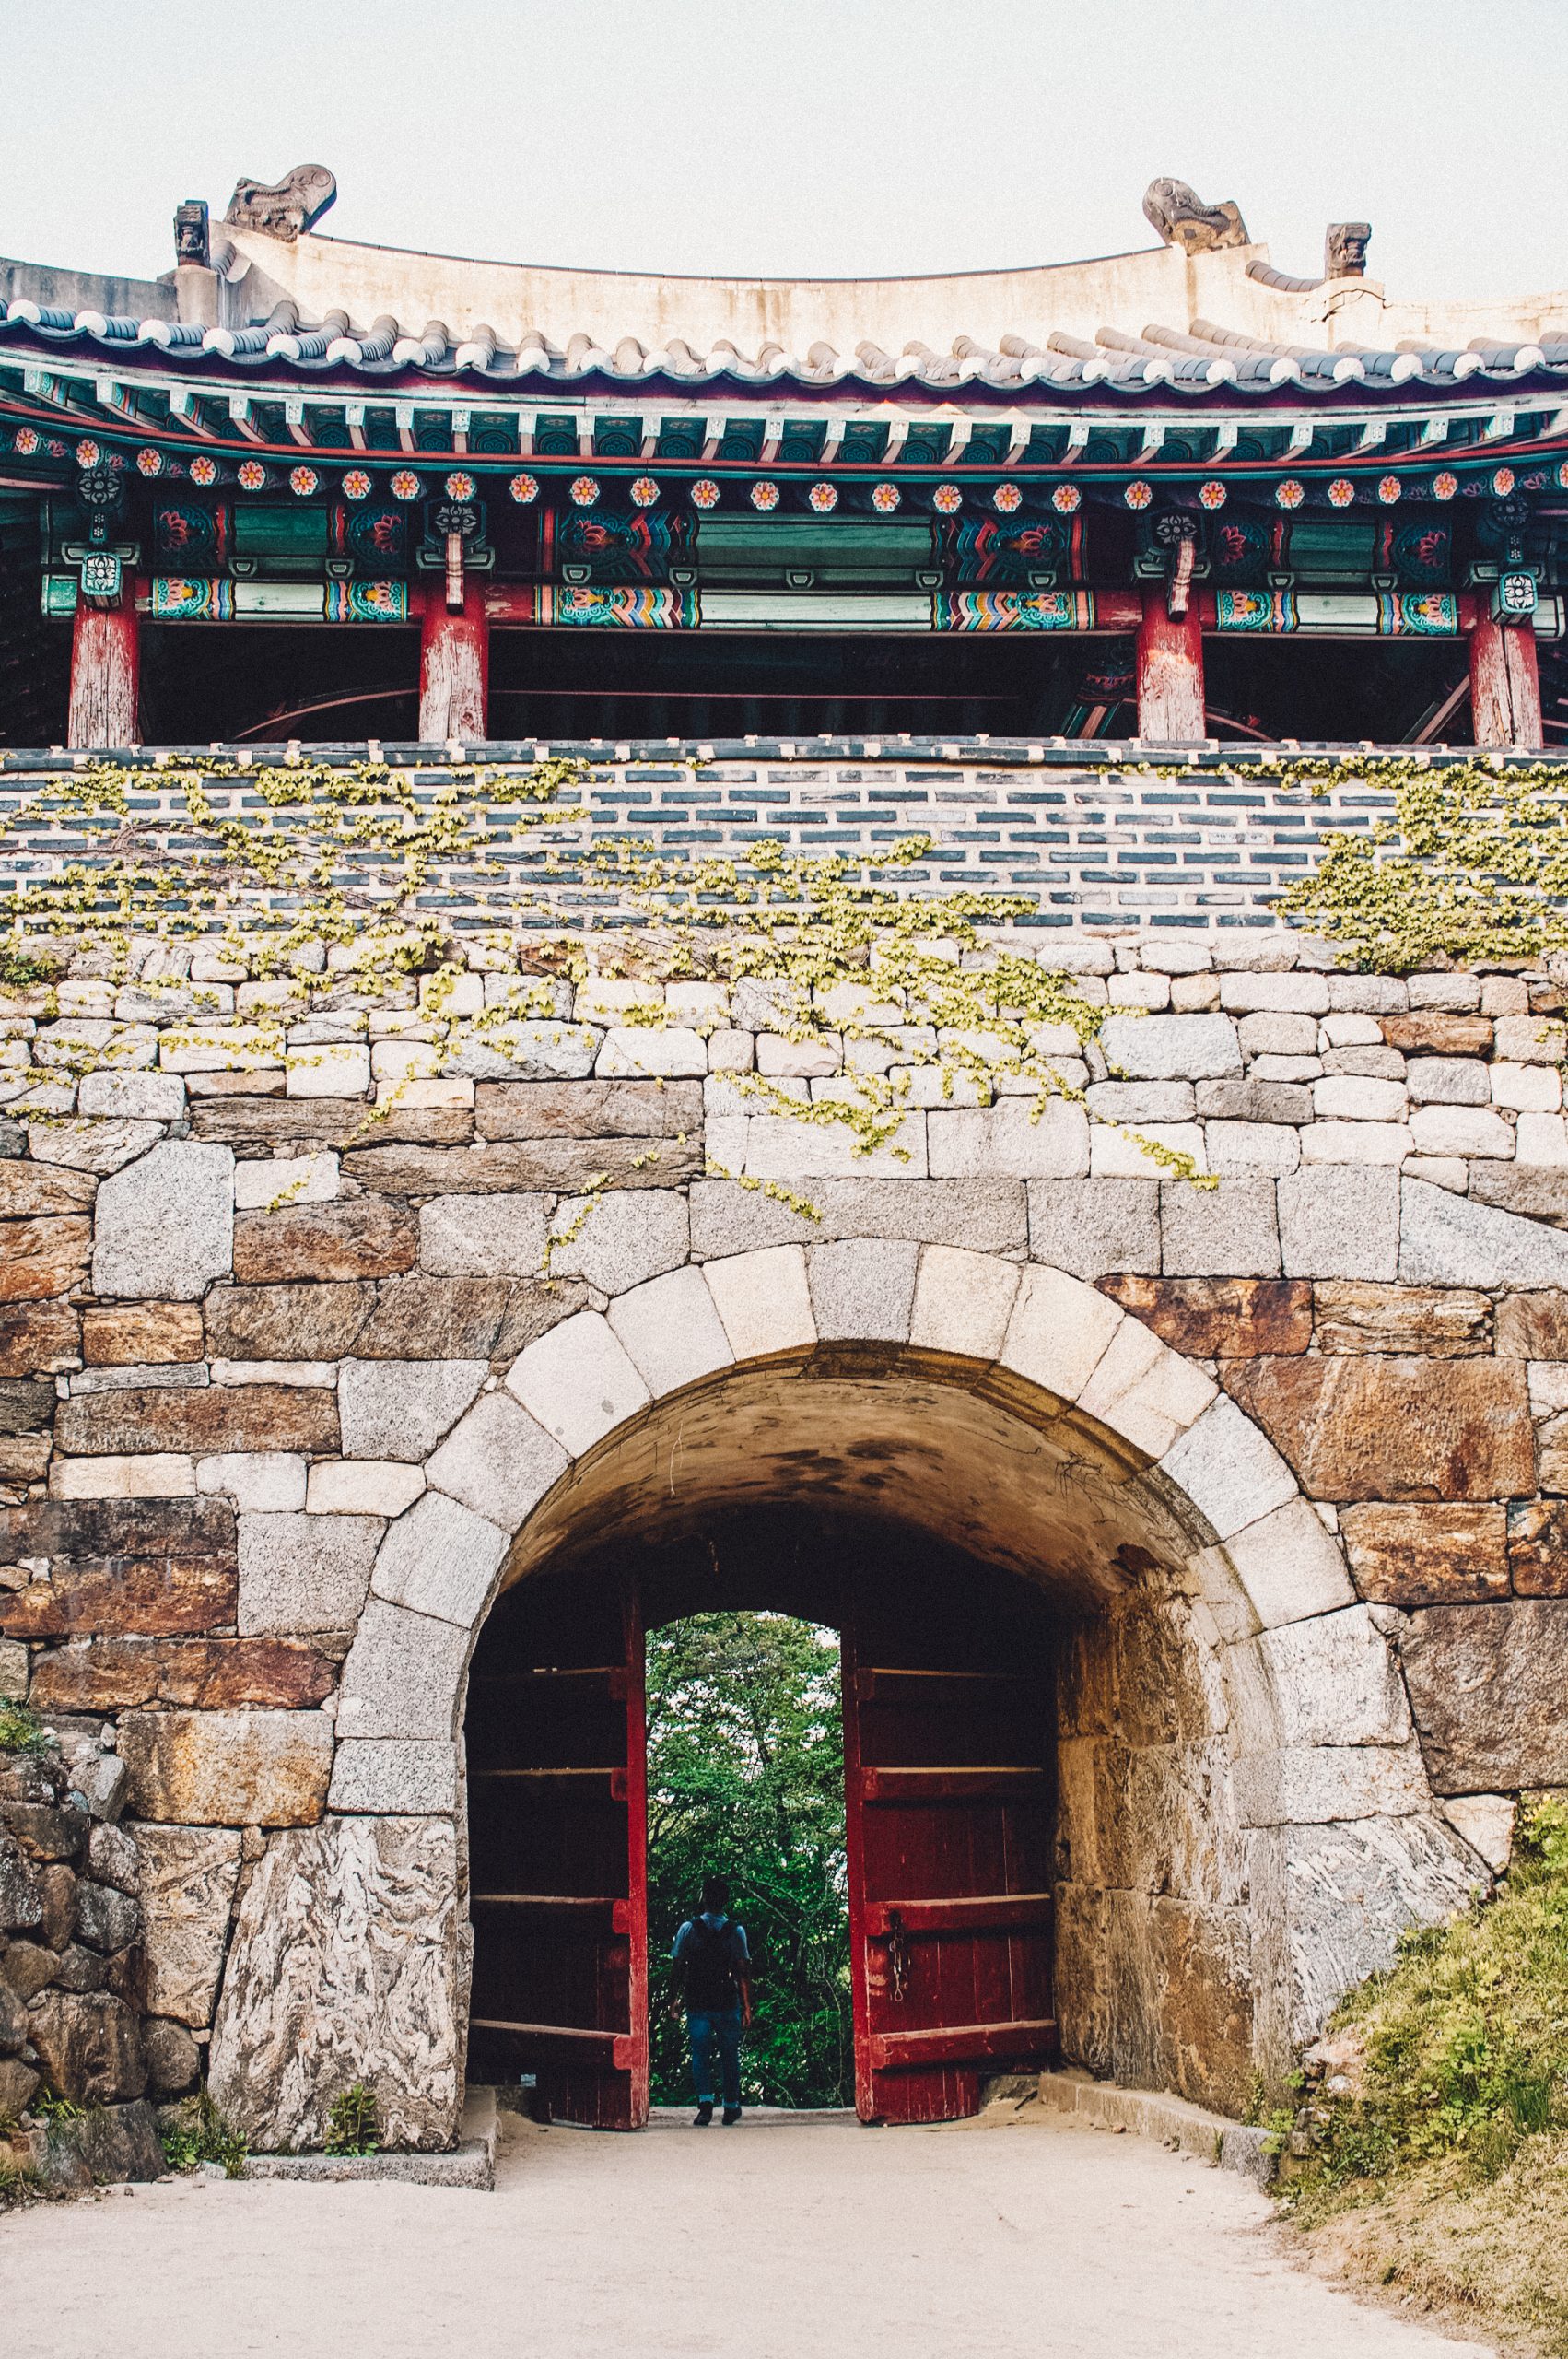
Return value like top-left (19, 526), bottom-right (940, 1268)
top-left (6, 0), bottom-right (1566, 300)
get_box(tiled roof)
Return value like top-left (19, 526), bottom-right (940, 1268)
top-left (1, 291), bottom-right (1562, 398)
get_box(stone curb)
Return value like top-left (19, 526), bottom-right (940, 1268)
top-left (241, 2087), bottom-right (497, 2189)
top-left (1032, 2069), bottom-right (1275, 2187)
top-left (242, 2139), bottom-right (493, 2188)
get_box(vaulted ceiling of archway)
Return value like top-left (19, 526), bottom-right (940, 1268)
top-left (501, 1348), bottom-right (1216, 1608)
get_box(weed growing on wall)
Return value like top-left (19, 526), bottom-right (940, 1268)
top-left (158, 2094), bottom-right (247, 2178)
top-left (323, 2083), bottom-right (382, 2157)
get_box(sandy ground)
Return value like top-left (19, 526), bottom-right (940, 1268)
top-left (0, 2107), bottom-right (1496, 2359)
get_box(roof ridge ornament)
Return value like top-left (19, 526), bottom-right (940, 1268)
top-left (224, 164), bottom-right (337, 243)
top-left (1326, 222), bottom-right (1372, 280)
top-left (1142, 177), bottom-right (1249, 255)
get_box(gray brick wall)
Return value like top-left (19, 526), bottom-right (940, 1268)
top-left (4, 738), bottom-right (1539, 937)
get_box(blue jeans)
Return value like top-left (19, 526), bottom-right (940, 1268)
top-left (687, 2007), bottom-right (743, 2108)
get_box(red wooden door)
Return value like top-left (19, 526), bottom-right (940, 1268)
top-left (466, 1567), bottom-right (649, 2130)
top-left (842, 1570), bottom-right (1057, 2123)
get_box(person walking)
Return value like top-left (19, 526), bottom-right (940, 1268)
top-left (669, 1873), bottom-right (753, 2126)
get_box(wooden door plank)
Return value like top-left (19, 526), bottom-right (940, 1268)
top-left (620, 1571), bottom-right (650, 2129)
top-left (863, 1893), bottom-right (1053, 1936)
top-left (853, 1667), bottom-right (1037, 1701)
top-left (859, 1766), bottom-right (1047, 1804)
top-left (471, 1766), bottom-right (629, 1799)
top-left (471, 1894), bottom-right (633, 1932)
top-left (470, 2018), bottom-right (637, 2071)
top-left (866, 2017), bottom-right (1059, 2071)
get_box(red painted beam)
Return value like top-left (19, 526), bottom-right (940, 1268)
top-left (418, 574), bottom-right (488, 740)
top-left (1136, 586), bottom-right (1206, 743)
top-left (1469, 613), bottom-right (1543, 748)
top-left (67, 575), bottom-right (140, 747)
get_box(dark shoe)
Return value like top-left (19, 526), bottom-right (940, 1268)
top-left (693, 2102), bottom-right (713, 2127)
top-left (721, 2107), bottom-right (743, 2126)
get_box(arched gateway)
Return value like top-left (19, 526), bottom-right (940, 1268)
top-left (202, 1243), bottom-right (1478, 2152)
top-left (6, 159), bottom-right (1564, 2165)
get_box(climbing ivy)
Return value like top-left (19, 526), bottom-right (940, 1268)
top-left (6, 746), bottom-right (1562, 1196)
top-left (0, 752), bottom-right (1194, 1184)
top-left (1269, 754), bottom-right (1568, 974)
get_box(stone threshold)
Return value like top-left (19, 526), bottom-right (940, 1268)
top-left (241, 2088), bottom-right (497, 2189)
top-left (1031, 2068), bottom-right (1274, 2185)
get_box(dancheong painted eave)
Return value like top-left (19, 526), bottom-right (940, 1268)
top-left (2, 167), bottom-right (1568, 487)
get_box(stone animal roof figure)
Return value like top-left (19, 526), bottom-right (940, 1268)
top-left (1326, 220), bottom-right (1372, 279)
top-left (224, 164), bottom-right (337, 242)
top-left (1142, 177), bottom-right (1250, 255)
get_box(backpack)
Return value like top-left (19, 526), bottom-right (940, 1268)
top-left (685, 1915), bottom-right (743, 2011)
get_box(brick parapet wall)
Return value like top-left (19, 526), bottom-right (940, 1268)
top-left (6, 739), bottom-right (1562, 934)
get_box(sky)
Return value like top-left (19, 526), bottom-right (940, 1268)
top-left (4, 1), bottom-right (1566, 301)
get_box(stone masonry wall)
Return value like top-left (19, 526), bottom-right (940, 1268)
top-left (0, 1719), bottom-right (185, 2187)
top-left (2, 781), bottom-right (1568, 2140)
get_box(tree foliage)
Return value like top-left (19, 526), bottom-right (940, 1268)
top-left (645, 1613), bottom-right (851, 2108)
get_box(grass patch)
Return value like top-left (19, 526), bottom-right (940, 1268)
top-left (1283, 1798), bottom-right (1568, 2352)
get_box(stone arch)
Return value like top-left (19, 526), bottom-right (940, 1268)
top-left (210, 1242), bottom-right (1485, 2152)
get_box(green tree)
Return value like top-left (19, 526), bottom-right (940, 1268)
top-left (646, 1613), bottom-right (851, 2108)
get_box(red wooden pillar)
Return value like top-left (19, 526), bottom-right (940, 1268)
top-left (418, 578), bottom-right (489, 742)
top-left (1469, 614), bottom-right (1542, 749)
top-left (67, 578), bottom-right (140, 747)
top-left (1136, 587), bottom-right (1207, 743)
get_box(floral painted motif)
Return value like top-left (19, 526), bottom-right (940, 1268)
top-left (1432, 471), bottom-right (1458, 502)
top-left (509, 473), bottom-right (540, 505)
top-left (341, 469), bottom-right (373, 501)
top-left (76, 440), bottom-right (101, 468)
top-left (991, 482), bottom-right (1023, 514)
top-left (808, 481), bottom-right (838, 512)
top-left (1275, 479), bottom-right (1305, 510)
top-left (1328, 477), bottom-right (1355, 508)
top-left (390, 470), bottom-right (423, 501)
top-left (1376, 475), bottom-right (1402, 506)
top-left (190, 456), bottom-right (218, 487)
top-left (750, 480), bottom-right (780, 511)
top-left (444, 471), bottom-right (476, 502)
top-left (1492, 466), bottom-right (1516, 498)
top-left (289, 465), bottom-right (319, 498)
top-left (1050, 484), bottom-right (1082, 514)
top-left (872, 482), bottom-right (901, 512)
top-left (690, 478), bottom-right (720, 510)
top-left (135, 447), bottom-right (163, 478)
top-left (569, 475), bottom-right (601, 507)
top-left (1124, 480), bottom-right (1153, 511)
top-left (1198, 480), bottom-right (1227, 511)
top-left (13, 428), bottom-right (40, 456)
top-left (237, 461), bottom-right (267, 492)
top-left (630, 476), bottom-right (661, 508)
top-left (1558, 461), bottom-right (1568, 492)
top-left (932, 483), bottom-right (963, 514)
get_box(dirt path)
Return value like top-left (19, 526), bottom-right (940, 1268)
top-left (0, 2107), bottom-right (1494, 2359)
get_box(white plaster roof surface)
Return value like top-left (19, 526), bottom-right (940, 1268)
top-left (3, 174), bottom-right (1567, 403)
